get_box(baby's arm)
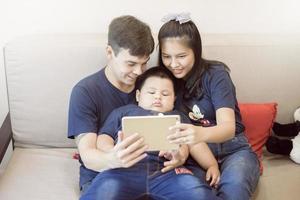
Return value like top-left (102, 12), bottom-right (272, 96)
top-left (189, 143), bottom-right (220, 187)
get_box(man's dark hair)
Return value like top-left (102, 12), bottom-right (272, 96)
top-left (108, 15), bottom-right (154, 57)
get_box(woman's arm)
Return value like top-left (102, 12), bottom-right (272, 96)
top-left (168, 107), bottom-right (235, 144)
top-left (198, 107), bottom-right (235, 143)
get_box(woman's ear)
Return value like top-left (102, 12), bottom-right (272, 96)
top-left (136, 90), bottom-right (141, 102)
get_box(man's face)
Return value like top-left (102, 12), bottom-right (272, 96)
top-left (107, 47), bottom-right (150, 90)
top-left (136, 76), bottom-right (175, 113)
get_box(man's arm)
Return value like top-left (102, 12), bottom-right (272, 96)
top-left (77, 132), bottom-right (110, 172)
top-left (78, 132), bottom-right (148, 172)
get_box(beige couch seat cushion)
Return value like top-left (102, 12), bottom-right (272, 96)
top-left (0, 148), bottom-right (80, 200)
top-left (253, 150), bottom-right (300, 200)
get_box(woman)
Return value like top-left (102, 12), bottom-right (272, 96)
top-left (158, 13), bottom-right (260, 200)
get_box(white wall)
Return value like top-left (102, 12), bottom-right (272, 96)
top-left (1, 0), bottom-right (300, 125)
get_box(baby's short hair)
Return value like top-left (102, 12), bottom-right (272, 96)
top-left (135, 66), bottom-right (177, 95)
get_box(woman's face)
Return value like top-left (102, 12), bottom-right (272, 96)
top-left (161, 37), bottom-right (195, 79)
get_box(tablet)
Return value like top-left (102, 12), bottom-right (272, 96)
top-left (122, 115), bottom-right (180, 151)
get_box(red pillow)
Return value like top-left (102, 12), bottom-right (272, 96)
top-left (238, 102), bottom-right (277, 173)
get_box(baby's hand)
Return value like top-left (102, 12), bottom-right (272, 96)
top-left (206, 165), bottom-right (220, 188)
top-left (158, 145), bottom-right (189, 173)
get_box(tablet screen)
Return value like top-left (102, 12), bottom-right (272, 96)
top-left (122, 115), bottom-right (180, 151)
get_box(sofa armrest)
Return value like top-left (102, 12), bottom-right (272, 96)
top-left (0, 113), bottom-right (13, 163)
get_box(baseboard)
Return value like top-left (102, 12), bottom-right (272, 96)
top-left (0, 113), bottom-right (12, 163)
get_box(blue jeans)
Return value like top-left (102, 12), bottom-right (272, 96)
top-left (80, 153), bottom-right (220, 200)
top-left (206, 133), bottom-right (260, 200)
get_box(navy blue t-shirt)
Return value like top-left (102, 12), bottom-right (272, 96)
top-left (100, 104), bottom-right (199, 165)
top-left (68, 68), bottom-right (135, 188)
top-left (176, 65), bottom-right (245, 135)
top-left (100, 104), bottom-right (190, 141)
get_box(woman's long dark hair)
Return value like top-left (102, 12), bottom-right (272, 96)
top-left (158, 20), bottom-right (229, 100)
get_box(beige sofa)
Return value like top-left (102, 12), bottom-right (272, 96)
top-left (0, 33), bottom-right (299, 200)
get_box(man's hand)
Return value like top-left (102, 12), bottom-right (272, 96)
top-left (158, 145), bottom-right (189, 173)
top-left (108, 131), bottom-right (148, 169)
top-left (78, 132), bottom-right (148, 172)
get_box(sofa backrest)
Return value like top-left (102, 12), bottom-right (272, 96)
top-left (4, 33), bottom-right (300, 148)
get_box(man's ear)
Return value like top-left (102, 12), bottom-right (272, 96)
top-left (136, 90), bottom-right (141, 102)
top-left (106, 45), bottom-right (114, 60)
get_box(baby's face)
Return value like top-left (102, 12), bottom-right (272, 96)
top-left (136, 76), bottom-right (175, 113)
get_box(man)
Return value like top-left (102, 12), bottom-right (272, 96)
top-left (69, 16), bottom-right (194, 198)
top-left (68, 15), bottom-right (155, 193)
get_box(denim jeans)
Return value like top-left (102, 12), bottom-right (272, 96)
top-left (80, 153), bottom-right (220, 200)
top-left (206, 133), bottom-right (260, 200)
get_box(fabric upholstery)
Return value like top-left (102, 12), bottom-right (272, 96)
top-left (0, 148), bottom-right (79, 200)
top-left (2, 34), bottom-right (300, 200)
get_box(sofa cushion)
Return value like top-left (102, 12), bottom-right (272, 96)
top-left (239, 103), bottom-right (277, 172)
top-left (4, 35), bottom-right (107, 148)
top-left (4, 34), bottom-right (159, 148)
top-left (253, 149), bottom-right (300, 200)
top-left (0, 148), bottom-right (80, 200)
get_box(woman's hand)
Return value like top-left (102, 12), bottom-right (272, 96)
top-left (167, 123), bottom-right (207, 144)
top-left (158, 145), bottom-right (189, 173)
top-left (206, 165), bottom-right (220, 188)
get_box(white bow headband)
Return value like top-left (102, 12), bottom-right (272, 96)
top-left (161, 12), bottom-right (191, 24)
